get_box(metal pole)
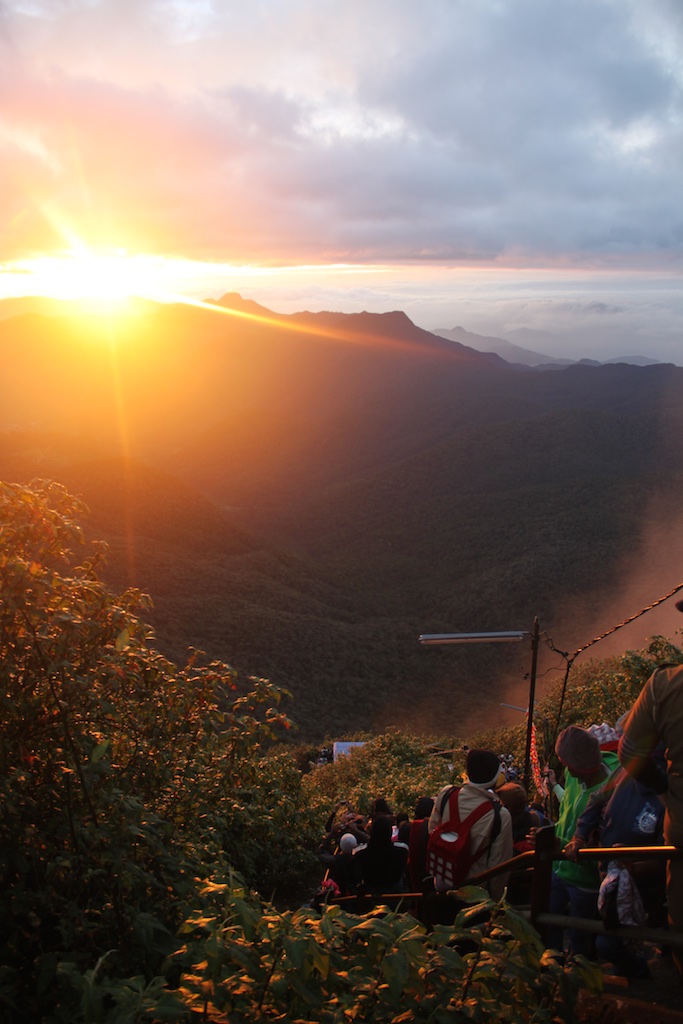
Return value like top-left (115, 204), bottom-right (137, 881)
top-left (419, 625), bottom-right (540, 786)
top-left (523, 616), bottom-right (540, 794)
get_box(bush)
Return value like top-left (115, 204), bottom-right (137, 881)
top-left (301, 731), bottom-right (465, 822)
top-left (165, 880), bottom-right (600, 1023)
top-left (0, 480), bottom-right (313, 1021)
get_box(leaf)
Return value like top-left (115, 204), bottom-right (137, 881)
top-left (89, 739), bottom-right (110, 764)
top-left (494, 909), bottom-right (543, 948)
top-left (571, 954), bottom-right (603, 993)
top-left (312, 945), bottom-right (330, 980)
top-left (115, 627), bottom-right (130, 652)
top-left (381, 950), bottom-right (409, 1001)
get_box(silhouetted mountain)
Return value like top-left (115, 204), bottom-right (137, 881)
top-left (604, 355), bottom-right (663, 366)
top-left (432, 324), bottom-right (663, 369)
top-left (1, 296), bottom-right (682, 739)
top-left (432, 325), bottom-right (567, 366)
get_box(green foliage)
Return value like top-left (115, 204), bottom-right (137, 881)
top-left (166, 880), bottom-right (599, 1023)
top-left (532, 637), bottom-right (683, 768)
top-left (0, 480), bottom-right (315, 1021)
top-left (301, 731), bottom-right (465, 820)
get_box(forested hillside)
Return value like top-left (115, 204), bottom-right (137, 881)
top-left (2, 478), bottom-right (677, 1022)
top-left (2, 295), bottom-right (682, 739)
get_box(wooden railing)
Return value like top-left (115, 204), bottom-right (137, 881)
top-left (524, 824), bottom-right (683, 951)
top-left (325, 825), bottom-right (683, 952)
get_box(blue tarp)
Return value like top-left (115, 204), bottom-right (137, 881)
top-left (332, 741), bottom-right (366, 762)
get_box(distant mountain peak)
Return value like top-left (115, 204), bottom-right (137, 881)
top-left (432, 324), bottom-right (561, 366)
top-left (604, 355), bottom-right (662, 366)
top-left (430, 324), bottom-right (663, 369)
top-left (210, 292), bottom-right (279, 318)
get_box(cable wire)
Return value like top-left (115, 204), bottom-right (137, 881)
top-left (542, 580), bottom-right (683, 766)
top-left (569, 580), bottom-right (683, 662)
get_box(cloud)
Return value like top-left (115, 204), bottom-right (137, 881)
top-left (0, 0), bottom-right (680, 275)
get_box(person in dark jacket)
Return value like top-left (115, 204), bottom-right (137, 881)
top-left (325, 832), bottom-right (361, 897)
top-left (354, 814), bottom-right (408, 898)
top-left (497, 782), bottom-right (543, 904)
top-left (565, 749), bottom-right (666, 977)
top-left (618, 652), bottom-right (683, 974)
top-left (407, 796), bottom-right (435, 890)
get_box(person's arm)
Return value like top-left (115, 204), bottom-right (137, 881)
top-left (544, 768), bottom-right (564, 801)
top-left (618, 672), bottom-right (668, 794)
top-left (563, 775), bottom-right (614, 860)
top-left (347, 821), bottom-right (369, 843)
top-left (573, 793), bottom-right (605, 843)
top-left (573, 767), bottom-right (621, 841)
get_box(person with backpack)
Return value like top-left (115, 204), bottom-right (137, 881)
top-left (427, 749), bottom-right (513, 899)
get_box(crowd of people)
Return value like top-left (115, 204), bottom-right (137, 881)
top-left (315, 661), bottom-right (683, 981)
top-left (316, 749), bottom-right (536, 911)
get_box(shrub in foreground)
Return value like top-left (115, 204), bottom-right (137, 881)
top-left (59, 880), bottom-right (600, 1023)
top-left (0, 480), bottom-right (316, 1021)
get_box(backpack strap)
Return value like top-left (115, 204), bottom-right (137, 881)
top-left (448, 789), bottom-right (502, 866)
top-left (440, 785), bottom-right (458, 817)
top-left (447, 788), bottom-right (494, 831)
top-left (486, 800), bottom-right (502, 865)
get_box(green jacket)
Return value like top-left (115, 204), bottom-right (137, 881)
top-left (553, 751), bottom-right (620, 889)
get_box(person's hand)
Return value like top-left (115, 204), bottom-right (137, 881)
top-left (562, 836), bottom-right (586, 862)
top-left (544, 768), bottom-right (557, 788)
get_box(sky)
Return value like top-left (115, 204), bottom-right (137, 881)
top-left (0, 0), bottom-right (681, 362)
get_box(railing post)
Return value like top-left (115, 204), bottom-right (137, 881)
top-left (530, 824), bottom-right (556, 945)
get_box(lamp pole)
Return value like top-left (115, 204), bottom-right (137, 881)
top-left (419, 617), bottom-right (540, 793)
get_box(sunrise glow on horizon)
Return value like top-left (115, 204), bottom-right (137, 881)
top-left (0, 248), bottom-right (399, 305)
top-left (2, 245), bottom-right (680, 365)
top-left (0, 1), bottom-right (680, 361)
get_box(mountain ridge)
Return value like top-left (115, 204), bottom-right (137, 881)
top-left (432, 323), bottom-right (663, 368)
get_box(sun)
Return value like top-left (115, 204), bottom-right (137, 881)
top-left (16, 247), bottom-right (174, 312)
